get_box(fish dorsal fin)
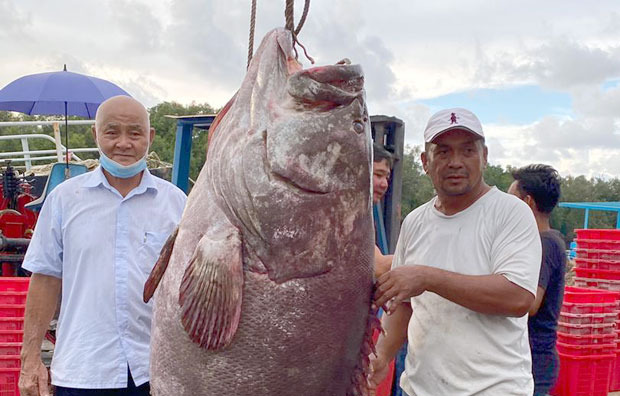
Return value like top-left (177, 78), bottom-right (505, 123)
top-left (179, 227), bottom-right (243, 349)
top-left (207, 92), bottom-right (236, 146)
top-left (143, 227), bottom-right (179, 303)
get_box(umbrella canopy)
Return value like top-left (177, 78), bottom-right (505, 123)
top-left (0, 65), bottom-right (131, 168)
top-left (0, 66), bottom-right (130, 117)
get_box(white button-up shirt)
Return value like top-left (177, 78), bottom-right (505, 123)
top-left (23, 167), bottom-right (186, 388)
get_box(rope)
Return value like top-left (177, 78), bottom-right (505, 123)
top-left (247, 0), bottom-right (257, 68)
top-left (294, 0), bottom-right (310, 36)
top-left (285, 0), bottom-right (295, 32)
top-left (284, 0), bottom-right (314, 64)
top-left (247, 0), bottom-right (314, 67)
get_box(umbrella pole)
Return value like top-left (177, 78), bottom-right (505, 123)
top-left (64, 102), bottom-right (69, 176)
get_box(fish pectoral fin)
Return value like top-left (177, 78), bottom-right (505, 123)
top-left (178, 228), bottom-right (243, 350)
top-left (143, 226), bottom-right (179, 303)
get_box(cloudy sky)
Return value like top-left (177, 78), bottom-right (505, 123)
top-left (2, 0), bottom-right (620, 178)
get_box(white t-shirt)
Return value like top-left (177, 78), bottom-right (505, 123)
top-left (392, 187), bottom-right (541, 396)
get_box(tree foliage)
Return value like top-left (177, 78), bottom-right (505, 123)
top-left (148, 101), bottom-right (217, 181)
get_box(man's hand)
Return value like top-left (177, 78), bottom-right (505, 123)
top-left (375, 265), bottom-right (429, 313)
top-left (374, 246), bottom-right (393, 279)
top-left (367, 353), bottom-right (390, 393)
top-left (19, 356), bottom-right (51, 396)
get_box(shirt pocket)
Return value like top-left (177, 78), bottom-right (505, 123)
top-left (138, 231), bottom-right (170, 274)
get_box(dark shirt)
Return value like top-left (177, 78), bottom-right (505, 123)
top-left (528, 229), bottom-right (566, 353)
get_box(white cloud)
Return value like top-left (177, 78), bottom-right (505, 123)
top-left (0, 0), bottom-right (31, 39)
top-left (107, 0), bottom-right (165, 52)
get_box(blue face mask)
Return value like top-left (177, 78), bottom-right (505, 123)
top-left (98, 149), bottom-right (147, 179)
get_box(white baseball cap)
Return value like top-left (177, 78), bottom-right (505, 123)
top-left (423, 108), bottom-right (484, 143)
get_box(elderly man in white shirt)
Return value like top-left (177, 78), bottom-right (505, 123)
top-left (18, 96), bottom-right (187, 396)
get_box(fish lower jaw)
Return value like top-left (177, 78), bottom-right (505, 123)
top-left (271, 171), bottom-right (331, 196)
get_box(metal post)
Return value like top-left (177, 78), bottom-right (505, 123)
top-left (172, 122), bottom-right (193, 193)
top-left (616, 212), bottom-right (620, 229)
top-left (373, 203), bottom-right (388, 254)
top-left (20, 138), bottom-right (31, 171)
top-left (52, 122), bottom-right (63, 162)
top-left (584, 209), bottom-right (590, 229)
top-left (371, 115), bottom-right (405, 254)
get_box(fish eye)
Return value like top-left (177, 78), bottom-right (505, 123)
top-left (353, 121), bottom-right (365, 134)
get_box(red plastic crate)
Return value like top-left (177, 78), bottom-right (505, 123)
top-left (551, 353), bottom-right (615, 396)
top-left (0, 292), bottom-right (27, 305)
top-left (577, 239), bottom-right (620, 251)
top-left (575, 267), bottom-right (620, 281)
top-left (0, 318), bottom-right (23, 331)
top-left (577, 249), bottom-right (620, 261)
top-left (560, 312), bottom-right (618, 325)
top-left (556, 341), bottom-right (616, 356)
top-left (576, 229), bottom-right (620, 241)
top-left (557, 321), bottom-right (615, 336)
top-left (575, 258), bottom-right (620, 271)
top-left (563, 286), bottom-right (619, 303)
top-left (0, 367), bottom-right (20, 396)
top-left (0, 331), bottom-right (22, 343)
top-left (0, 278), bottom-right (29, 292)
top-left (0, 305), bottom-right (24, 318)
top-left (611, 348), bottom-right (620, 391)
top-left (0, 356), bottom-right (19, 369)
top-left (574, 277), bottom-right (620, 292)
top-left (0, 343), bottom-right (21, 356)
top-left (558, 332), bottom-right (617, 345)
top-left (562, 301), bottom-right (618, 314)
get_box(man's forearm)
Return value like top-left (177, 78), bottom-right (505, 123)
top-left (22, 274), bottom-right (61, 359)
top-left (374, 246), bottom-right (393, 279)
top-left (375, 303), bottom-right (411, 362)
top-left (423, 267), bottom-right (534, 317)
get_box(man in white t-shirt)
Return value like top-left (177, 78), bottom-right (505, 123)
top-left (368, 108), bottom-right (542, 396)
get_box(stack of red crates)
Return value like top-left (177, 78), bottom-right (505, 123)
top-left (574, 229), bottom-right (620, 294)
top-left (0, 278), bottom-right (29, 396)
top-left (552, 286), bottom-right (618, 396)
top-left (570, 228), bottom-right (620, 393)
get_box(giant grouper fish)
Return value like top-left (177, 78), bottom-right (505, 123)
top-left (143, 27), bottom-right (376, 396)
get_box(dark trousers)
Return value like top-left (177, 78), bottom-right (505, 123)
top-left (532, 350), bottom-right (560, 396)
top-left (55, 368), bottom-right (150, 396)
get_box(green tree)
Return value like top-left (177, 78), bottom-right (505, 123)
top-left (484, 164), bottom-right (513, 192)
top-left (148, 101), bottom-right (217, 182)
top-left (400, 145), bottom-right (434, 217)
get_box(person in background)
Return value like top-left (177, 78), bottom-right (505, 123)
top-left (373, 142), bottom-right (394, 278)
top-left (509, 164), bottom-right (566, 396)
top-left (19, 96), bottom-right (187, 396)
top-left (369, 107), bottom-right (542, 396)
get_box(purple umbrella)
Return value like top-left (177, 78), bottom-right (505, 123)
top-left (0, 65), bottom-right (131, 167)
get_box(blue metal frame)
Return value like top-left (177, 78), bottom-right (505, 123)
top-left (168, 115), bottom-right (215, 193)
top-left (558, 202), bottom-right (620, 229)
top-left (373, 203), bottom-right (389, 254)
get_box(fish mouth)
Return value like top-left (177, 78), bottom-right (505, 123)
top-left (288, 64), bottom-right (364, 109)
top-left (302, 64), bottom-right (364, 94)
